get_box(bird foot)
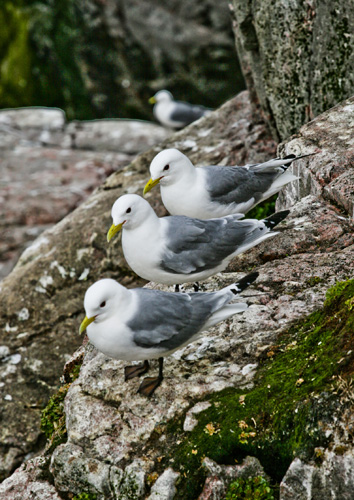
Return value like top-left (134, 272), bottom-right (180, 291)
top-left (137, 376), bottom-right (163, 397)
top-left (124, 361), bottom-right (149, 380)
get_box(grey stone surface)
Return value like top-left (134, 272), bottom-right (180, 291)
top-left (231, 0), bottom-right (354, 140)
top-left (280, 452), bottom-right (354, 500)
top-left (0, 456), bottom-right (61, 500)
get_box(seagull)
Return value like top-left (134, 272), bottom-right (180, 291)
top-left (149, 90), bottom-right (211, 129)
top-left (143, 148), bottom-right (310, 219)
top-left (79, 272), bottom-right (258, 396)
top-left (107, 194), bottom-right (289, 286)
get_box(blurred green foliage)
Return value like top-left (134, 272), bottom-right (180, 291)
top-left (0, 1), bottom-right (244, 120)
top-left (0, 3), bottom-right (34, 108)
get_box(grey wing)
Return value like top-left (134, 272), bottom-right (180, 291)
top-left (160, 216), bottom-right (259, 274)
top-left (204, 165), bottom-right (277, 205)
top-left (170, 102), bottom-right (208, 125)
top-left (128, 289), bottom-right (217, 351)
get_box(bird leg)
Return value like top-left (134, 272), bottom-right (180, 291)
top-left (124, 360), bottom-right (150, 380)
top-left (174, 284), bottom-right (186, 293)
top-left (138, 357), bottom-right (164, 397)
top-left (174, 284), bottom-right (180, 293)
top-left (193, 282), bottom-right (200, 292)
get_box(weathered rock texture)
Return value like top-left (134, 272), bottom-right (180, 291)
top-left (0, 0), bottom-right (244, 120)
top-left (0, 91), bottom-right (276, 482)
top-left (1, 94), bottom-right (354, 498)
top-left (0, 107), bottom-right (170, 280)
top-left (231, 0), bottom-right (354, 140)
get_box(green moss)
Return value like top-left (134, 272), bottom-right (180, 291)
top-left (41, 358), bottom-right (82, 453)
top-left (162, 279), bottom-right (354, 499)
top-left (246, 195), bottom-right (277, 220)
top-left (224, 476), bottom-right (275, 500)
top-left (72, 494), bottom-right (97, 500)
top-left (0, 3), bottom-right (35, 108)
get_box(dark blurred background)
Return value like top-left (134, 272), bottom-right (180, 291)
top-left (0, 0), bottom-right (245, 120)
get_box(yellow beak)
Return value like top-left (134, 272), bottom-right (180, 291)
top-left (79, 315), bottom-right (95, 335)
top-left (149, 96), bottom-right (156, 104)
top-left (107, 222), bottom-right (124, 242)
top-left (143, 177), bottom-right (161, 196)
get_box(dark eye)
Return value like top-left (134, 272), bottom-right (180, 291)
top-left (100, 301), bottom-right (106, 308)
top-left (126, 207), bottom-right (131, 213)
top-left (163, 164), bottom-right (170, 171)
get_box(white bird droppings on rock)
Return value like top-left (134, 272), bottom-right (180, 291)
top-left (50, 261), bottom-right (68, 279)
top-left (17, 308), bottom-right (30, 321)
top-left (0, 345), bottom-right (10, 359)
top-left (183, 401), bottom-right (212, 431)
top-left (241, 364), bottom-right (258, 377)
top-left (8, 354), bottom-right (21, 365)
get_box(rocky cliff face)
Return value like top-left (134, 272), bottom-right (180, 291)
top-left (0, 93), bottom-right (353, 499)
top-left (231, 0), bottom-right (354, 140)
top-left (0, 0), bottom-right (244, 120)
top-left (0, 91), bottom-right (276, 483)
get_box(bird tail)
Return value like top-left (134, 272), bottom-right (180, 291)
top-left (226, 271), bottom-right (259, 296)
top-left (249, 152), bottom-right (315, 173)
top-left (204, 272), bottom-right (258, 328)
top-left (263, 210), bottom-right (290, 229)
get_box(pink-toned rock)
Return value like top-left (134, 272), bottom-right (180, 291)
top-left (0, 108), bottom-right (170, 281)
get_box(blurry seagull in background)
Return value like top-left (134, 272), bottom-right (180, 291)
top-left (149, 90), bottom-right (212, 129)
top-left (144, 148), bottom-right (314, 219)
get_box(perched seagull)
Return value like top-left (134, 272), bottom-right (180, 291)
top-left (79, 272), bottom-right (258, 396)
top-left (107, 194), bottom-right (289, 286)
top-left (143, 148), bottom-right (310, 219)
top-left (149, 90), bottom-right (211, 129)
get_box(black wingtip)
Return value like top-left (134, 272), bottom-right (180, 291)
top-left (231, 271), bottom-right (259, 295)
top-left (263, 210), bottom-right (290, 228)
top-left (283, 151), bottom-right (318, 162)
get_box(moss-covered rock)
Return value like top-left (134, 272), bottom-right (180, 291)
top-left (159, 279), bottom-right (354, 498)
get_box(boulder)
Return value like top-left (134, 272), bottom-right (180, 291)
top-left (231, 0), bottom-right (354, 140)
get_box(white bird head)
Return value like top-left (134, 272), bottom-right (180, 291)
top-left (107, 194), bottom-right (154, 241)
top-left (79, 279), bottom-right (125, 333)
top-left (149, 90), bottom-right (173, 104)
top-left (144, 149), bottom-right (194, 194)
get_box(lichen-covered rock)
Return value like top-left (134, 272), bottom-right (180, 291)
top-left (0, 91), bottom-right (275, 481)
top-left (0, 456), bottom-right (60, 500)
top-left (280, 452), bottom-right (354, 500)
top-left (231, 0), bottom-right (354, 140)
